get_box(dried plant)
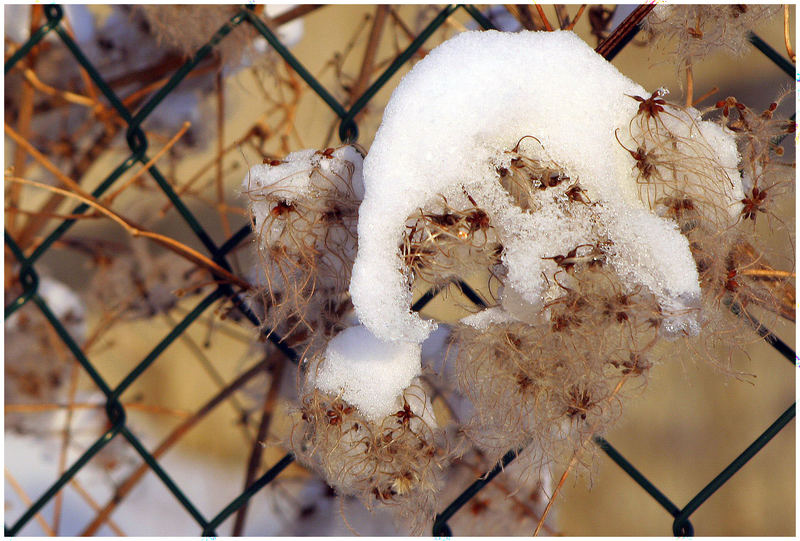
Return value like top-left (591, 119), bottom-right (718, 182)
top-left (291, 381), bottom-right (448, 534)
top-left (644, 5), bottom-right (781, 73)
top-left (243, 145), bottom-right (364, 356)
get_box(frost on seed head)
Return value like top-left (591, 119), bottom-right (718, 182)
top-left (351, 30), bottom-right (740, 344)
top-left (243, 145), bottom-right (364, 353)
top-left (293, 372), bottom-right (445, 533)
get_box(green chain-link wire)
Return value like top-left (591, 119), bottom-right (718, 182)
top-left (4, 4), bottom-right (795, 536)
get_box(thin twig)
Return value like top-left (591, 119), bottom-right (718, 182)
top-left (595, 4), bottom-right (655, 59)
top-left (5, 467), bottom-right (57, 536)
top-left (103, 121), bottom-right (192, 205)
top-left (18, 67), bottom-right (95, 107)
top-left (118, 61), bottom-right (220, 117)
top-left (565, 5), bottom-right (587, 31)
top-left (82, 293), bottom-right (143, 353)
top-left (4, 206), bottom-right (103, 222)
top-left (232, 356), bottom-right (285, 535)
top-left (212, 71), bottom-right (242, 275)
top-left (68, 479), bottom-right (126, 536)
top-left (105, 55), bottom-right (186, 89)
top-left (14, 123), bottom-right (122, 250)
top-left (533, 455), bottom-right (575, 536)
top-left (161, 312), bottom-right (254, 443)
top-left (553, 5), bottom-right (570, 30)
top-left (4, 122), bottom-right (96, 201)
top-left (457, 455), bottom-right (559, 535)
top-left (59, 13), bottom-right (100, 106)
top-left (53, 358), bottom-right (81, 534)
top-left (685, 64), bottom-right (694, 108)
top-left (785, 5), bottom-right (795, 63)
top-left (5, 176), bottom-right (252, 291)
top-left (350, 5), bottom-right (390, 104)
top-left (388, 7), bottom-right (428, 58)
top-left (741, 269), bottom-right (796, 279)
top-left (534, 4), bottom-right (553, 31)
top-left (534, 374), bottom-right (633, 535)
top-left (731, 241), bottom-right (796, 322)
top-left (172, 305), bottom-right (259, 345)
top-left (215, 71), bottom-right (232, 237)
top-left (692, 85), bottom-right (719, 107)
top-left (80, 354), bottom-right (277, 536)
top-left (504, 5), bottom-right (540, 31)
top-left (161, 105), bottom-right (283, 216)
top-left (7, 6), bottom-right (41, 237)
top-left (272, 4), bottom-right (324, 26)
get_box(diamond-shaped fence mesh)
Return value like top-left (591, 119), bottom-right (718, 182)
top-left (3, 4), bottom-right (795, 536)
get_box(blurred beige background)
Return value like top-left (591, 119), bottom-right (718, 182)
top-left (6, 4), bottom-right (795, 536)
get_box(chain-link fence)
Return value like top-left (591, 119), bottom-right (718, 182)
top-left (4, 4), bottom-right (795, 536)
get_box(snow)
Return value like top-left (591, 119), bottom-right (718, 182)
top-left (244, 146), bottom-right (364, 210)
top-left (420, 324), bottom-right (452, 363)
top-left (309, 324), bottom-right (421, 421)
top-left (350, 30), bottom-right (740, 344)
top-left (4, 420), bottom-right (301, 536)
top-left (461, 306), bottom-right (518, 330)
top-left (243, 145), bottom-right (364, 287)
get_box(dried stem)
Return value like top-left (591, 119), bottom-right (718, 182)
top-left (554, 5), bottom-right (570, 30)
top-left (59, 13), bottom-right (100, 105)
top-left (232, 356), bottom-right (285, 535)
top-left (731, 241), bottom-right (796, 322)
top-left (53, 358), bottom-right (81, 534)
top-left (159, 105), bottom-right (283, 216)
top-left (106, 55), bottom-right (186, 90)
top-left (215, 71), bottom-right (234, 244)
top-left (4, 206), bottom-right (102, 222)
top-left (19, 67), bottom-right (95, 107)
top-left (7, 17), bottom-right (39, 237)
top-left (692, 85), bottom-right (719, 107)
top-left (272, 4), bottom-right (324, 26)
top-left (388, 7), bottom-right (428, 58)
top-left (534, 4), bottom-right (553, 31)
top-left (79, 354), bottom-right (278, 536)
top-left (685, 64), bottom-right (694, 108)
top-left (565, 5), bottom-right (587, 31)
top-left (4, 122), bottom-right (96, 202)
top-left (103, 121), bottom-right (192, 205)
top-left (596, 4), bottom-right (655, 59)
top-left (119, 62), bottom-right (220, 116)
top-left (82, 293), bottom-right (143, 353)
top-left (741, 269), bottom-right (796, 279)
top-left (173, 306), bottom-right (258, 345)
top-left (505, 5), bottom-right (540, 31)
top-left (161, 312), bottom-right (254, 443)
top-left (68, 479), bottom-right (126, 536)
top-left (15, 123), bottom-right (122, 250)
top-left (349, 5), bottom-right (389, 104)
top-left (457, 454), bottom-right (560, 535)
top-left (534, 373), bottom-right (633, 535)
top-left (4, 467), bottom-right (57, 536)
top-left (5, 176), bottom-right (252, 291)
top-left (533, 454), bottom-right (574, 536)
top-left (785, 5), bottom-right (795, 63)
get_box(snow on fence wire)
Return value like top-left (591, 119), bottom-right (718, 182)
top-left (3, 4), bottom-right (795, 536)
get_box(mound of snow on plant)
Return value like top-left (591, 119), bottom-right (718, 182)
top-left (350, 30), bottom-right (740, 344)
